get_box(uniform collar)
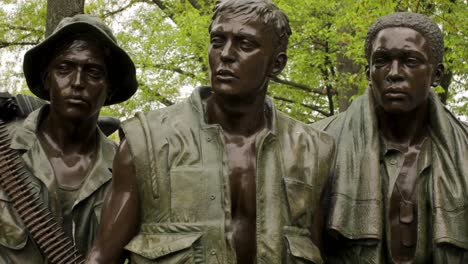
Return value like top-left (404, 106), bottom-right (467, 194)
top-left (9, 105), bottom-right (115, 206)
top-left (379, 133), bottom-right (432, 176)
top-left (189, 86), bottom-right (278, 135)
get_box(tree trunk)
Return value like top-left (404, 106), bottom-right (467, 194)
top-left (45, 0), bottom-right (85, 37)
top-left (439, 68), bottom-right (452, 104)
top-left (336, 25), bottom-right (361, 112)
top-left (336, 53), bottom-right (360, 111)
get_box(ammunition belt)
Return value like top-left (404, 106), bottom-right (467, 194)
top-left (0, 119), bottom-right (85, 264)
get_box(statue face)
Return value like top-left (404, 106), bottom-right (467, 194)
top-left (45, 40), bottom-right (108, 120)
top-left (368, 27), bottom-right (438, 114)
top-left (208, 14), bottom-right (278, 100)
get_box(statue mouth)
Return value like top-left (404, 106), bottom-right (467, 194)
top-left (65, 96), bottom-right (88, 106)
top-left (217, 69), bottom-right (238, 78)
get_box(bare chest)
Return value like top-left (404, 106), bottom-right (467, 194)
top-left (225, 135), bottom-right (257, 217)
top-left (48, 154), bottom-right (94, 188)
top-left (224, 133), bottom-right (258, 264)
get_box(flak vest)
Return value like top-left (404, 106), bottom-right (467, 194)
top-left (122, 87), bottom-right (335, 264)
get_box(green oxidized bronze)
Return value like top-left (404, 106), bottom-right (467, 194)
top-left (314, 12), bottom-right (468, 263)
top-left (122, 87), bottom-right (334, 263)
top-left (87, 0), bottom-right (336, 263)
top-left (0, 13), bottom-right (136, 264)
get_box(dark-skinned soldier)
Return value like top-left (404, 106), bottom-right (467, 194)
top-left (86, 0), bottom-right (335, 263)
top-left (0, 14), bottom-right (137, 263)
top-left (313, 12), bottom-right (468, 263)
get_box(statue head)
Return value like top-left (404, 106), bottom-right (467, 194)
top-left (23, 14), bottom-right (137, 106)
top-left (209, 0), bottom-right (291, 53)
top-left (365, 12), bottom-right (444, 114)
top-left (207, 0), bottom-right (291, 100)
top-left (365, 12), bottom-right (444, 66)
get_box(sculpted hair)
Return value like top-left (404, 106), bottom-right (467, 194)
top-left (365, 12), bottom-right (444, 65)
top-left (209, 0), bottom-right (292, 52)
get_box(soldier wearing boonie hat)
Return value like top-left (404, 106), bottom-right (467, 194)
top-left (0, 14), bottom-right (136, 263)
top-left (23, 14), bottom-right (137, 105)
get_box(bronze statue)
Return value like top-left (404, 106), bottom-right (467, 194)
top-left (0, 93), bottom-right (121, 136)
top-left (0, 14), bottom-right (137, 263)
top-left (87, 0), bottom-right (335, 263)
top-left (313, 12), bottom-right (468, 263)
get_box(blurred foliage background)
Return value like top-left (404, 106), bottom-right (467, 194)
top-left (0, 0), bottom-right (466, 123)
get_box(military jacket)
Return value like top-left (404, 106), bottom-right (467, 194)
top-left (0, 107), bottom-right (116, 263)
top-left (122, 87), bottom-right (335, 264)
top-left (313, 91), bottom-right (468, 263)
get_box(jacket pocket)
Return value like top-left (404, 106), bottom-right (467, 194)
top-left (434, 205), bottom-right (468, 250)
top-left (284, 226), bottom-right (322, 264)
top-left (125, 232), bottom-right (202, 264)
top-left (0, 192), bottom-right (28, 250)
top-left (433, 205), bottom-right (468, 263)
top-left (284, 177), bottom-right (317, 226)
top-left (170, 167), bottom-right (218, 222)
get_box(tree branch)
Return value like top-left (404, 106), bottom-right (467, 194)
top-left (0, 25), bottom-right (42, 34)
top-left (103, 0), bottom-right (148, 18)
top-left (188, 0), bottom-right (202, 10)
top-left (320, 38), bottom-right (335, 116)
top-left (0, 41), bottom-right (38, 49)
top-left (395, 0), bottom-right (403, 11)
top-left (272, 96), bottom-right (330, 117)
top-left (154, 92), bottom-right (174, 106)
top-left (271, 76), bottom-right (329, 95)
top-left (151, 0), bottom-right (175, 21)
top-left (415, 0), bottom-right (421, 12)
top-left (145, 63), bottom-right (197, 78)
top-left (290, 36), bottom-right (327, 49)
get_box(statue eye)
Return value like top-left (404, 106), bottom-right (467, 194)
top-left (56, 63), bottom-right (72, 74)
top-left (373, 57), bottom-right (388, 67)
top-left (210, 36), bottom-right (224, 48)
top-left (87, 67), bottom-right (106, 79)
top-left (240, 39), bottom-right (256, 51)
top-left (405, 57), bottom-right (421, 67)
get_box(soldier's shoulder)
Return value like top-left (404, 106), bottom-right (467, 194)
top-left (276, 110), bottom-right (335, 152)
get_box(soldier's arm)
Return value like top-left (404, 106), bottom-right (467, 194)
top-left (86, 138), bottom-right (140, 264)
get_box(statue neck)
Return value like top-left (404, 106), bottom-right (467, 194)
top-left (39, 109), bottom-right (99, 155)
top-left (377, 103), bottom-right (429, 148)
top-left (206, 91), bottom-right (267, 137)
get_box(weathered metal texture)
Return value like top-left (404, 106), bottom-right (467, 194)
top-left (0, 119), bottom-right (85, 264)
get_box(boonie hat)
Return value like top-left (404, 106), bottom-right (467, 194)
top-left (23, 14), bottom-right (137, 105)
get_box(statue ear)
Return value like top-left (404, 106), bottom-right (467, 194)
top-left (41, 71), bottom-right (50, 93)
top-left (365, 65), bottom-right (371, 81)
top-left (269, 52), bottom-right (287, 77)
top-left (431, 63), bottom-right (444, 87)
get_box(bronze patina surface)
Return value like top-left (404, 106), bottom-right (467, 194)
top-left (0, 14), bottom-right (136, 264)
top-left (87, 1), bottom-right (335, 263)
top-left (314, 12), bottom-right (468, 263)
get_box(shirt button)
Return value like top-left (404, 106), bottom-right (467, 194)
top-left (209, 194), bottom-right (216, 200)
top-left (390, 158), bottom-right (397, 165)
top-left (206, 136), bottom-right (212, 142)
top-left (211, 249), bottom-right (216, 255)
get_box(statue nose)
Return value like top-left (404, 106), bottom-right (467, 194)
top-left (71, 68), bottom-right (85, 89)
top-left (386, 60), bottom-right (404, 83)
top-left (220, 41), bottom-right (235, 62)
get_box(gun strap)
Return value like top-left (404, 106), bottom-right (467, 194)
top-left (0, 119), bottom-right (85, 264)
